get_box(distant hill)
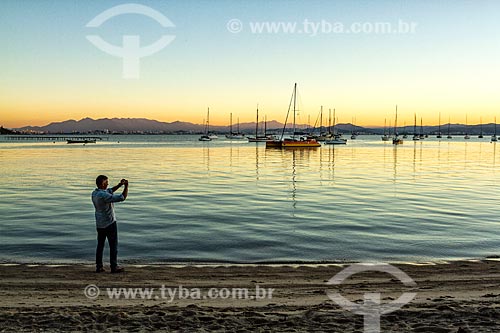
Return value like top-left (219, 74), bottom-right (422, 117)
top-left (0, 126), bottom-right (15, 134)
top-left (12, 117), bottom-right (498, 135)
top-left (371, 123), bottom-right (498, 136)
top-left (17, 118), bottom-right (204, 134)
top-left (16, 117), bottom-right (317, 134)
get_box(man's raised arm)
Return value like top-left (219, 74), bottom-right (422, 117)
top-left (111, 179), bottom-right (127, 193)
top-left (121, 180), bottom-right (128, 200)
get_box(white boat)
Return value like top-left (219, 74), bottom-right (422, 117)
top-left (350, 116), bottom-right (357, 139)
top-left (325, 137), bottom-right (347, 145)
top-left (225, 113), bottom-right (246, 139)
top-left (325, 109), bottom-right (347, 145)
top-left (381, 118), bottom-right (391, 141)
top-left (247, 106), bottom-right (274, 142)
top-left (226, 133), bottom-right (246, 139)
top-left (312, 106), bottom-right (330, 141)
top-left (199, 107), bottom-right (216, 141)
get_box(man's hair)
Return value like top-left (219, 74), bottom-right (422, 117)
top-left (96, 175), bottom-right (108, 187)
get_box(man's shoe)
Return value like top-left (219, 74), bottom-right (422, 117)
top-left (96, 267), bottom-right (105, 273)
top-left (111, 266), bottom-right (125, 274)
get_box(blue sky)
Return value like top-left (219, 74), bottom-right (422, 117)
top-left (1, 0), bottom-right (500, 127)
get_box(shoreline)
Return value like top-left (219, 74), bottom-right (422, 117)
top-left (1, 255), bottom-right (499, 267)
top-left (1, 260), bottom-right (499, 332)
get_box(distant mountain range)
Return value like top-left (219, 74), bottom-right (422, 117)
top-left (9, 117), bottom-right (361, 134)
top-left (2, 117), bottom-right (498, 135)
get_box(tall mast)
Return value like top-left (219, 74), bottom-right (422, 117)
top-left (229, 113), bottom-right (232, 134)
top-left (320, 106), bottom-right (323, 135)
top-left (264, 115), bottom-right (267, 136)
top-left (293, 83), bottom-right (297, 139)
top-left (237, 117), bottom-right (240, 134)
top-left (333, 108), bottom-right (336, 135)
top-left (328, 108), bottom-right (332, 134)
top-left (414, 113), bottom-right (417, 136)
top-left (465, 115), bottom-right (468, 136)
top-left (438, 112), bottom-right (441, 135)
top-left (394, 105), bottom-right (398, 136)
top-left (255, 104), bottom-right (259, 138)
top-left (207, 107), bottom-right (210, 134)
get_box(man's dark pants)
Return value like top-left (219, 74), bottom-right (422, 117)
top-left (96, 222), bottom-right (118, 270)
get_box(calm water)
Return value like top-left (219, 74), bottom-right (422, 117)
top-left (0, 135), bottom-right (499, 263)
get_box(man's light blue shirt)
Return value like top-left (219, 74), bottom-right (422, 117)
top-left (92, 188), bottom-right (125, 229)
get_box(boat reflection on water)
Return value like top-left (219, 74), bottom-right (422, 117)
top-left (263, 147), bottom-right (320, 212)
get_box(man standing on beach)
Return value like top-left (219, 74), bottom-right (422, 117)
top-left (92, 175), bottom-right (128, 273)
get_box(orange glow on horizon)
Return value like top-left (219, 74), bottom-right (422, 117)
top-left (2, 110), bottom-right (498, 129)
top-left (2, 99), bottom-right (498, 129)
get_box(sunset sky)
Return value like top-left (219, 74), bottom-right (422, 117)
top-left (1, 0), bottom-right (500, 128)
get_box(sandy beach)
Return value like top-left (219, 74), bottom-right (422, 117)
top-left (0, 260), bottom-right (499, 332)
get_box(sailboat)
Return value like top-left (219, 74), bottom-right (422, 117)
top-left (225, 113), bottom-right (246, 139)
top-left (412, 113), bottom-right (419, 140)
top-left (248, 106), bottom-right (273, 142)
top-left (392, 105), bottom-right (403, 145)
top-left (266, 83), bottom-right (321, 148)
top-left (315, 106), bottom-right (330, 141)
top-left (381, 118), bottom-right (391, 141)
top-left (447, 116), bottom-right (452, 139)
top-left (350, 116), bottom-right (357, 139)
top-left (464, 115), bottom-right (470, 139)
top-left (492, 117), bottom-right (498, 142)
top-left (325, 108), bottom-right (347, 144)
top-left (199, 107), bottom-right (214, 141)
top-left (478, 117), bottom-right (483, 138)
top-left (436, 113), bottom-right (442, 138)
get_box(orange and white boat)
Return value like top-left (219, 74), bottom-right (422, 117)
top-left (266, 83), bottom-right (321, 149)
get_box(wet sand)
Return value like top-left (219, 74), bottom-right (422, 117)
top-left (0, 260), bottom-right (499, 332)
